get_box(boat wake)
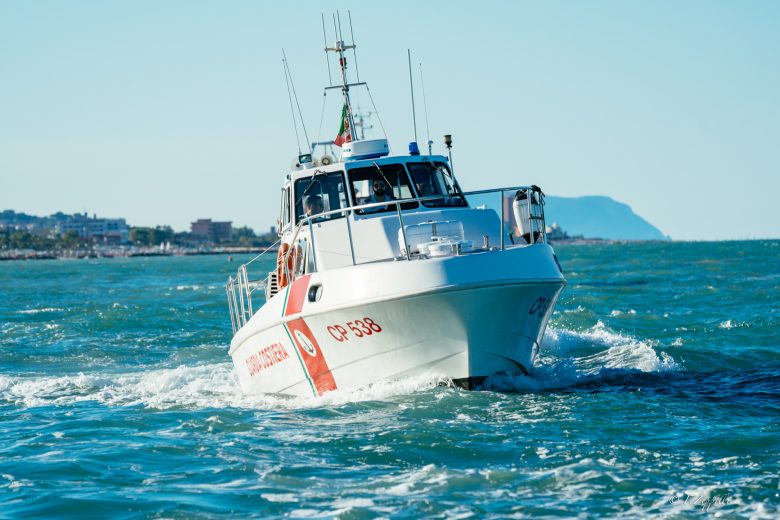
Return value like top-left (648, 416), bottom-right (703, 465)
top-left (481, 320), bottom-right (680, 392)
top-left (0, 363), bottom-right (451, 411)
top-left (0, 321), bottom-right (680, 410)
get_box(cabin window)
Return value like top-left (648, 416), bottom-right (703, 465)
top-left (294, 171), bottom-right (348, 224)
top-left (281, 187), bottom-right (291, 229)
top-left (348, 163), bottom-right (418, 214)
top-left (407, 161), bottom-right (468, 208)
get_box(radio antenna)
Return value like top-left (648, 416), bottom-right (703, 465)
top-left (323, 12), bottom-right (374, 144)
top-left (282, 49), bottom-right (312, 154)
top-left (348, 11), bottom-right (360, 82)
top-left (321, 13), bottom-right (332, 86)
top-left (282, 56), bottom-right (301, 155)
top-left (407, 49), bottom-right (418, 144)
top-left (419, 62), bottom-right (432, 155)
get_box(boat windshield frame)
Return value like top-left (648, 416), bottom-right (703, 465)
top-left (405, 160), bottom-right (468, 208)
top-left (346, 162), bottom-right (419, 215)
top-left (293, 170), bottom-right (349, 225)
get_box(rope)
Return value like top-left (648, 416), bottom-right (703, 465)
top-left (366, 85), bottom-right (391, 154)
top-left (316, 91), bottom-right (327, 144)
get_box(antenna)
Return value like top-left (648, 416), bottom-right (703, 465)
top-left (353, 108), bottom-right (374, 140)
top-left (407, 49), bottom-right (418, 144)
top-left (348, 11), bottom-right (360, 82)
top-left (324, 12), bottom-right (359, 143)
top-left (321, 13), bottom-right (332, 86)
top-left (282, 49), bottom-right (312, 154)
top-left (419, 62), bottom-right (432, 155)
top-left (282, 55), bottom-right (301, 155)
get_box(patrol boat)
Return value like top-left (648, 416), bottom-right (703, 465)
top-left (225, 31), bottom-right (566, 397)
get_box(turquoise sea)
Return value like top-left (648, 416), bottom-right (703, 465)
top-left (1, 241), bottom-right (778, 518)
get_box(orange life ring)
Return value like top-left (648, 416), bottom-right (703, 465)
top-left (276, 243), bottom-right (297, 289)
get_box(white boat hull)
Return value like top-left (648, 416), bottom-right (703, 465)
top-left (230, 245), bottom-right (565, 397)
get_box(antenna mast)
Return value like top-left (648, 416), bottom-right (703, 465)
top-left (324, 11), bottom-right (359, 142)
top-left (282, 49), bottom-right (312, 155)
top-left (282, 56), bottom-right (301, 154)
top-left (321, 14), bottom-right (333, 86)
top-left (407, 49), bottom-right (418, 144)
top-left (354, 109), bottom-right (374, 140)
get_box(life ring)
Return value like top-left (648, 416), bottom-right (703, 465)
top-left (277, 243), bottom-right (297, 289)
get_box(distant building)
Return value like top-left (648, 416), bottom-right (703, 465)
top-left (190, 219), bottom-right (233, 242)
top-left (546, 222), bottom-right (570, 241)
top-left (54, 213), bottom-right (129, 243)
top-left (0, 210), bottom-right (56, 236)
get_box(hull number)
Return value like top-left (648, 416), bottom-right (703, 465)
top-left (327, 317), bottom-right (382, 342)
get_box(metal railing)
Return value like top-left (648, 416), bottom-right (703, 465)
top-left (226, 186), bottom-right (546, 334)
top-left (225, 237), bottom-right (281, 334)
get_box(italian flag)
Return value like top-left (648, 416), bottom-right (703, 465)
top-left (334, 104), bottom-right (352, 147)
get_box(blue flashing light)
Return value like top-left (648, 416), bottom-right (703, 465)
top-left (408, 142), bottom-right (420, 156)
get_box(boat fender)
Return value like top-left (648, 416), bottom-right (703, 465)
top-left (276, 243), bottom-right (297, 289)
top-left (320, 154), bottom-right (334, 166)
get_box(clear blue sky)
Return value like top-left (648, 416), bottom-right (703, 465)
top-left (1, 1), bottom-right (778, 240)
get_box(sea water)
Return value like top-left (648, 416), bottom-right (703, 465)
top-left (1, 241), bottom-right (778, 518)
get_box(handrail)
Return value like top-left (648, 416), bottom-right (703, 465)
top-left (243, 236), bottom-right (283, 268)
top-left (290, 184), bottom-right (539, 223)
top-left (226, 184), bottom-right (545, 334)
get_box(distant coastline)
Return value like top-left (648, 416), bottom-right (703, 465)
top-left (1, 209), bottom-right (278, 261)
top-left (0, 245), bottom-right (276, 261)
top-left (0, 238), bottom-right (669, 262)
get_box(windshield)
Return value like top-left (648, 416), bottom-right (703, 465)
top-left (406, 161), bottom-right (467, 207)
top-left (294, 171), bottom-right (348, 223)
top-left (348, 163), bottom-right (418, 214)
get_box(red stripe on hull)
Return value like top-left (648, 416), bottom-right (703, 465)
top-left (286, 318), bottom-right (337, 395)
top-left (285, 274), bottom-right (311, 316)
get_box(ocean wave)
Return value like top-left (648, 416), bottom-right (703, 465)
top-left (173, 284), bottom-right (220, 292)
top-left (0, 365), bottom-right (448, 411)
top-left (718, 319), bottom-right (749, 330)
top-left (16, 307), bottom-right (65, 315)
top-left (481, 322), bottom-right (679, 392)
top-left (174, 284), bottom-right (203, 291)
top-left (0, 321), bottom-right (683, 408)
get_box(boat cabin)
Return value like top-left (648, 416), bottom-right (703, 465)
top-left (275, 139), bottom-right (507, 287)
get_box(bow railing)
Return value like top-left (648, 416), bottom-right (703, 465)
top-left (226, 185), bottom-right (546, 334)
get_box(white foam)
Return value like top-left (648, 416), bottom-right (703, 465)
top-left (549, 322), bottom-right (678, 372)
top-left (371, 464), bottom-right (446, 497)
top-left (175, 284), bottom-right (202, 291)
top-left (16, 307), bottom-right (64, 314)
top-left (174, 284), bottom-right (219, 292)
top-left (0, 365), bottom-right (448, 411)
top-left (261, 493), bottom-right (298, 503)
top-left (2, 320), bottom-right (680, 408)
top-left (718, 319), bottom-right (748, 330)
top-left (484, 322), bottom-right (680, 392)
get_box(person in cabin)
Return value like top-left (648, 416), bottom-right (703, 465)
top-left (304, 194), bottom-right (324, 218)
top-left (362, 179), bottom-right (395, 213)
